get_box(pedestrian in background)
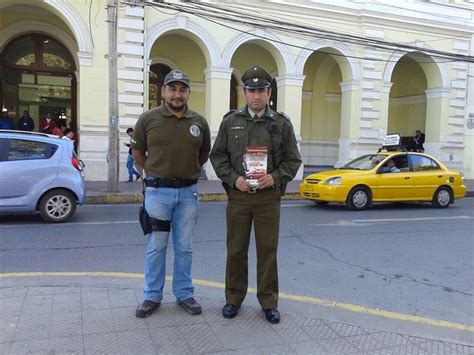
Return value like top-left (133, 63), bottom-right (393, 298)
top-left (124, 127), bottom-right (141, 182)
top-left (17, 110), bottom-right (35, 131)
top-left (39, 112), bottom-right (56, 134)
top-left (61, 128), bottom-right (75, 141)
top-left (132, 69), bottom-right (211, 318)
top-left (210, 65), bottom-right (302, 324)
top-left (0, 110), bottom-right (15, 130)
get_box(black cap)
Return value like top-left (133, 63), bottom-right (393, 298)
top-left (163, 70), bottom-right (190, 88)
top-left (241, 65), bottom-right (272, 89)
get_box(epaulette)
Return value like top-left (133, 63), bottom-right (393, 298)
top-left (223, 110), bottom-right (235, 118)
top-left (278, 111), bottom-right (291, 121)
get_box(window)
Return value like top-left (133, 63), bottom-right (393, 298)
top-left (7, 139), bottom-right (57, 161)
top-left (410, 154), bottom-right (440, 172)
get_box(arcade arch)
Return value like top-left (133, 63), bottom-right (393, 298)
top-left (0, 33), bottom-right (77, 132)
top-left (148, 33), bottom-right (208, 114)
top-left (385, 52), bottom-right (446, 149)
top-left (300, 50), bottom-right (345, 168)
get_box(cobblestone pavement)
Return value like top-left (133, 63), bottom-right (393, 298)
top-left (1, 285), bottom-right (473, 354)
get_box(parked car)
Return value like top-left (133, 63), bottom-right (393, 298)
top-left (300, 143), bottom-right (466, 210)
top-left (0, 130), bottom-right (86, 222)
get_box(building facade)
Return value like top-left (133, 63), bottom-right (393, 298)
top-left (1, 0), bottom-right (473, 180)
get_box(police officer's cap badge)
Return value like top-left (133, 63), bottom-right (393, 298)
top-left (190, 124), bottom-right (201, 137)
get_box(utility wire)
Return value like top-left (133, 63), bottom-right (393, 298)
top-left (130, 0), bottom-right (473, 64)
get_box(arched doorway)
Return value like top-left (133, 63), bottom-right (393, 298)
top-left (301, 51), bottom-right (342, 169)
top-left (0, 33), bottom-right (77, 132)
top-left (149, 63), bottom-right (172, 109)
top-left (388, 54), bottom-right (427, 147)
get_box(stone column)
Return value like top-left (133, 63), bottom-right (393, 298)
top-left (336, 80), bottom-right (361, 166)
top-left (204, 67), bottom-right (233, 180)
top-left (274, 74), bottom-right (305, 179)
top-left (424, 88), bottom-right (450, 148)
top-left (204, 67), bottom-right (233, 131)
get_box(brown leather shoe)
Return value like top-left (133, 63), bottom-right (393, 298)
top-left (177, 297), bottom-right (202, 315)
top-left (136, 300), bottom-right (160, 318)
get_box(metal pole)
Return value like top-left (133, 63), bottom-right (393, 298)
top-left (107, 0), bottom-right (119, 192)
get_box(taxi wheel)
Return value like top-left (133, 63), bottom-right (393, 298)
top-left (347, 187), bottom-right (371, 210)
top-left (432, 187), bottom-right (452, 208)
top-left (39, 189), bottom-right (76, 223)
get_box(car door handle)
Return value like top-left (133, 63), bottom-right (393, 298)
top-left (404, 176), bottom-right (410, 180)
top-left (437, 175), bottom-right (443, 178)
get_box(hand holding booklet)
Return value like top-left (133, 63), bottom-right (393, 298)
top-left (244, 146), bottom-right (268, 188)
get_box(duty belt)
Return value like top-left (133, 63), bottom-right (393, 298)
top-left (145, 178), bottom-right (197, 188)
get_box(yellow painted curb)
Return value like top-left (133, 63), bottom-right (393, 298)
top-left (85, 193), bottom-right (302, 204)
top-left (1, 272), bottom-right (472, 333)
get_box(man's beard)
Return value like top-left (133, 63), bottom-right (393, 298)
top-left (166, 99), bottom-right (186, 112)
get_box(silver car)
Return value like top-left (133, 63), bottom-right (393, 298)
top-left (0, 130), bottom-right (86, 222)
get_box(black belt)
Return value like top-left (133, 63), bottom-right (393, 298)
top-left (145, 178), bottom-right (197, 188)
top-left (232, 186), bottom-right (276, 194)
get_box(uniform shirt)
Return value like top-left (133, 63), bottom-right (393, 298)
top-left (133, 104), bottom-right (211, 180)
top-left (210, 107), bottom-right (302, 189)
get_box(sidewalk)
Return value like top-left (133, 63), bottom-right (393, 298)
top-left (85, 178), bottom-right (474, 204)
top-left (1, 274), bottom-right (473, 354)
top-left (2, 180), bottom-right (473, 353)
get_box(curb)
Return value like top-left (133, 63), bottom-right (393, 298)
top-left (85, 192), bottom-right (303, 204)
top-left (85, 191), bottom-right (473, 205)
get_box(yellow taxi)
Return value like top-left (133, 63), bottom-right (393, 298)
top-left (300, 135), bottom-right (466, 210)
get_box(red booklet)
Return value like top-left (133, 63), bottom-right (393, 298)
top-left (244, 146), bottom-right (268, 186)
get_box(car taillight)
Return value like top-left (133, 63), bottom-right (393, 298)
top-left (72, 157), bottom-right (82, 171)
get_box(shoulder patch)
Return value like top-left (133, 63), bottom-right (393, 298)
top-left (278, 111), bottom-right (291, 121)
top-left (223, 110), bottom-right (235, 118)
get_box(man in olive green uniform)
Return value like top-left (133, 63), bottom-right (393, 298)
top-left (210, 65), bottom-right (302, 324)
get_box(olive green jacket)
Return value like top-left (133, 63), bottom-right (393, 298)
top-left (210, 107), bottom-right (302, 193)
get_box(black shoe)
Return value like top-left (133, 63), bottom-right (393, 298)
top-left (263, 308), bottom-right (280, 324)
top-left (136, 300), bottom-right (160, 318)
top-left (136, 175), bottom-right (141, 181)
top-left (177, 297), bottom-right (202, 315)
top-left (222, 303), bottom-right (239, 319)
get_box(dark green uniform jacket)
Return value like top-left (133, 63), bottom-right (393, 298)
top-left (210, 107), bottom-right (302, 194)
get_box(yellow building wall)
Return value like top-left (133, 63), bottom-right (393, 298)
top-left (388, 103), bottom-right (426, 136)
top-left (150, 34), bottom-right (206, 82)
top-left (302, 53), bottom-right (341, 142)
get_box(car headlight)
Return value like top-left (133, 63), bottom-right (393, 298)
top-left (324, 177), bottom-right (342, 185)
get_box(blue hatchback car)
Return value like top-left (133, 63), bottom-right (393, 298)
top-left (0, 130), bottom-right (86, 222)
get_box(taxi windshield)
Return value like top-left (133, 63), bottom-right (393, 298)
top-left (341, 154), bottom-right (388, 170)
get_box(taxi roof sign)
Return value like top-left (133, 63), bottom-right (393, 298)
top-left (382, 133), bottom-right (401, 147)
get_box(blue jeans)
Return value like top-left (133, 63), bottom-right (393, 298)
top-left (127, 155), bottom-right (140, 181)
top-left (143, 183), bottom-right (199, 302)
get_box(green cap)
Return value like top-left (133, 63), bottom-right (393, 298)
top-left (164, 70), bottom-right (190, 87)
top-left (241, 65), bottom-right (272, 89)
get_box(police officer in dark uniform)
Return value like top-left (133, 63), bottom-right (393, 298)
top-left (210, 65), bottom-right (302, 324)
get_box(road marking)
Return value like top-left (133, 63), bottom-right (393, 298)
top-left (310, 215), bottom-right (472, 226)
top-left (0, 221), bottom-right (138, 228)
top-left (0, 272), bottom-right (472, 333)
top-left (352, 216), bottom-right (472, 223)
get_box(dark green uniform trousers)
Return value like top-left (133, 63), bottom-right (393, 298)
top-left (225, 187), bottom-right (281, 309)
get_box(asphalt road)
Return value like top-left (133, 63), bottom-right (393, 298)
top-left (0, 198), bottom-right (473, 333)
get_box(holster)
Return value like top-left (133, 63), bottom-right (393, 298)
top-left (139, 205), bottom-right (152, 235)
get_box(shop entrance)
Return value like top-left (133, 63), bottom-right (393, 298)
top-left (0, 33), bottom-right (77, 132)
